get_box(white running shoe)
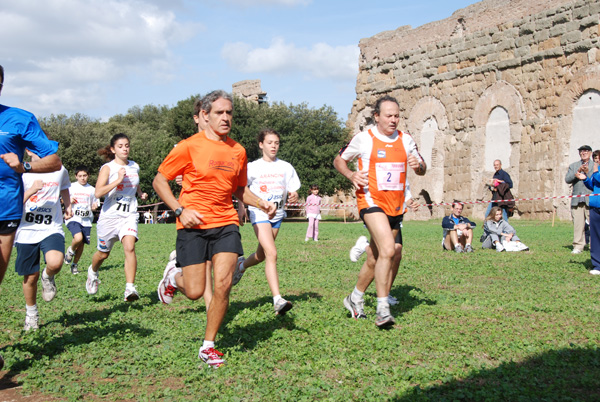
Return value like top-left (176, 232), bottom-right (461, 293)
top-left (231, 256), bottom-right (245, 286)
top-left (375, 305), bottom-right (395, 328)
top-left (199, 347), bottom-right (225, 368)
top-left (589, 269), bottom-right (600, 276)
top-left (71, 263), bottom-right (79, 275)
top-left (388, 295), bottom-right (399, 305)
top-left (496, 243), bottom-right (505, 252)
top-left (157, 261), bottom-right (180, 304)
top-left (64, 247), bottom-right (75, 265)
top-left (350, 236), bottom-right (368, 262)
top-left (41, 271), bottom-right (57, 302)
top-left (274, 298), bottom-right (293, 316)
top-left (24, 314), bottom-right (39, 331)
top-left (343, 295), bottom-right (367, 319)
top-left (572, 249), bottom-right (583, 254)
top-left (86, 267), bottom-right (100, 295)
top-left (124, 286), bottom-right (140, 302)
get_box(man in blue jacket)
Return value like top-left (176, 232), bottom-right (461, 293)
top-left (442, 201), bottom-right (477, 253)
top-left (484, 159), bottom-right (513, 221)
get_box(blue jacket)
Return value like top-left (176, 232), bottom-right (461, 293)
top-left (493, 169), bottom-right (513, 188)
top-left (583, 171), bottom-right (600, 209)
top-left (442, 215), bottom-right (476, 230)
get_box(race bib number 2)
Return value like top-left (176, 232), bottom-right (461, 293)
top-left (375, 162), bottom-right (405, 191)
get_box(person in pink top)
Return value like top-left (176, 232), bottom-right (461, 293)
top-left (305, 184), bottom-right (322, 242)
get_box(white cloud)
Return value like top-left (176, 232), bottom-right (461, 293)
top-left (221, 37), bottom-right (359, 80)
top-left (0, 0), bottom-right (200, 115)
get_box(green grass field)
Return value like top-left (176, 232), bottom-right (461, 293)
top-left (1, 219), bottom-right (599, 401)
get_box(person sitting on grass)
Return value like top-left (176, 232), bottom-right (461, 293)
top-left (441, 200), bottom-right (476, 253)
top-left (482, 206), bottom-right (528, 252)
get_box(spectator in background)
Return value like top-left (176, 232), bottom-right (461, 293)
top-left (441, 201), bottom-right (476, 253)
top-left (576, 150), bottom-right (600, 274)
top-left (482, 206), bottom-right (528, 252)
top-left (565, 145), bottom-right (595, 254)
top-left (305, 184), bottom-right (322, 242)
top-left (484, 159), bottom-right (513, 221)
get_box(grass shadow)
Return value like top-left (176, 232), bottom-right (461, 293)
top-left (175, 292), bottom-right (321, 352)
top-left (1, 301), bottom-right (154, 384)
top-left (386, 285), bottom-right (437, 315)
top-left (394, 346), bottom-right (600, 401)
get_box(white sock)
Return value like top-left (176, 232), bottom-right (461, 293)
top-left (273, 295), bottom-right (282, 305)
top-left (88, 265), bottom-right (98, 277)
top-left (202, 340), bottom-right (215, 351)
top-left (41, 268), bottom-right (52, 280)
top-left (26, 304), bottom-right (38, 316)
top-left (67, 247), bottom-right (74, 255)
top-left (377, 297), bottom-right (390, 311)
top-left (351, 287), bottom-right (364, 303)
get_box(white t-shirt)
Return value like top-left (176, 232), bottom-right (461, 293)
top-left (65, 181), bottom-right (97, 227)
top-left (15, 166), bottom-right (70, 244)
top-left (246, 158), bottom-right (301, 223)
top-left (99, 160), bottom-right (140, 219)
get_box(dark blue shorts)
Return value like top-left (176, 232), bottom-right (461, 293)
top-left (176, 224), bottom-right (243, 267)
top-left (66, 221), bottom-right (92, 244)
top-left (15, 233), bottom-right (65, 276)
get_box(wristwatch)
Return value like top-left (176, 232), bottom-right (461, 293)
top-left (23, 161), bottom-right (32, 173)
top-left (174, 207), bottom-right (184, 217)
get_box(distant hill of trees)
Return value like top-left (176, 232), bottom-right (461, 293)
top-left (40, 96), bottom-right (353, 205)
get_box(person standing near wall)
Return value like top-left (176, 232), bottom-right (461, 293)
top-left (566, 145), bottom-right (595, 254)
top-left (575, 152), bottom-right (599, 273)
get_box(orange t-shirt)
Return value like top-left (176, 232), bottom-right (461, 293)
top-left (158, 131), bottom-right (248, 230)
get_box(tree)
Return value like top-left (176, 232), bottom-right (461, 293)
top-left (39, 95), bottom-right (352, 204)
top-left (230, 98), bottom-right (353, 197)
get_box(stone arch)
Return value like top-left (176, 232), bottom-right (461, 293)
top-left (472, 81), bottom-right (525, 217)
top-left (407, 96), bottom-right (449, 219)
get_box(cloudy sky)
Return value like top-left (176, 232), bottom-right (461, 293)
top-left (1, 0), bottom-right (477, 121)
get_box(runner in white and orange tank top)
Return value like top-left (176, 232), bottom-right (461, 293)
top-left (334, 95), bottom-right (426, 328)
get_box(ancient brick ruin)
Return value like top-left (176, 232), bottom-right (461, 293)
top-left (348, 0), bottom-right (600, 220)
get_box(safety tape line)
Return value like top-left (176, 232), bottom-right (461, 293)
top-left (135, 192), bottom-right (600, 210)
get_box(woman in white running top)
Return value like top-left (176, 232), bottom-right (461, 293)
top-left (86, 133), bottom-right (148, 301)
top-left (233, 129), bottom-right (300, 315)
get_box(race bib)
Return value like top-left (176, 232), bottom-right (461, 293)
top-left (375, 162), bottom-right (405, 191)
top-left (115, 196), bottom-right (133, 212)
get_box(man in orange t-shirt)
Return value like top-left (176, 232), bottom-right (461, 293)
top-left (153, 90), bottom-right (275, 368)
top-left (334, 95), bottom-right (426, 328)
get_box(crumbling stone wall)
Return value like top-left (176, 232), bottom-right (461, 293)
top-left (232, 80), bottom-right (267, 104)
top-left (348, 0), bottom-right (600, 220)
